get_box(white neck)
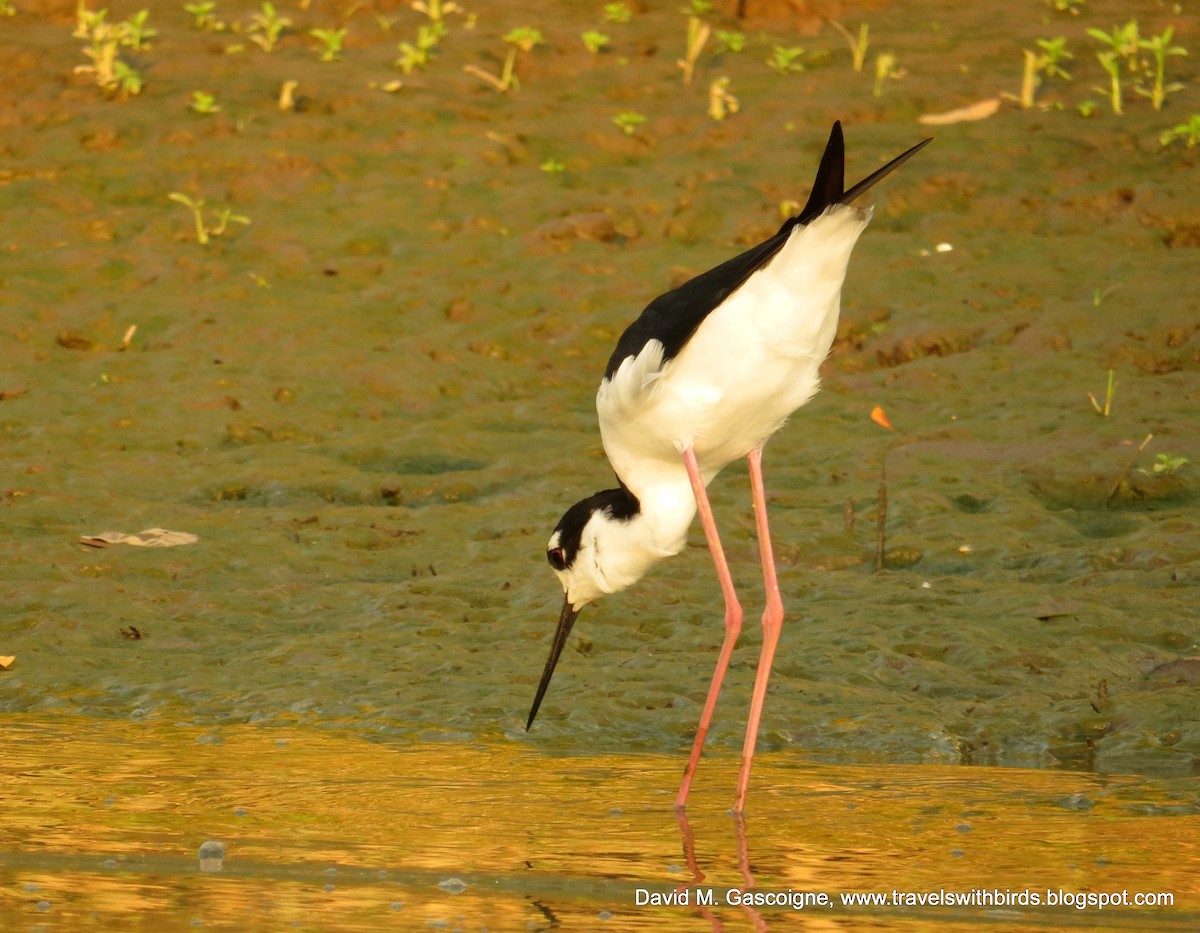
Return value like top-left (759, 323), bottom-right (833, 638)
top-left (567, 478), bottom-right (697, 607)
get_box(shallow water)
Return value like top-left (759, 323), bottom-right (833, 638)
top-left (2, 0), bottom-right (1199, 927)
top-left (3, 718), bottom-right (1198, 930)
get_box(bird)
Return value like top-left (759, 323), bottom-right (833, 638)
top-left (525, 121), bottom-right (932, 813)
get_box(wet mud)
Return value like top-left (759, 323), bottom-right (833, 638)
top-left (1, 0), bottom-right (1199, 926)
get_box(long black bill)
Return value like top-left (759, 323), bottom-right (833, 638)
top-left (840, 133), bottom-right (934, 206)
top-left (526, 594), bottom-right (582, 730)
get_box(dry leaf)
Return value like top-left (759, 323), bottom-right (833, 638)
top-left (870, 405), bottom-right (895, 431)
top-left (57, 332), bottom-right (95, 351)
top-left (80, 528), bottom-right (199, 548)
top-left (918, 97), bottom-right (1001, 126)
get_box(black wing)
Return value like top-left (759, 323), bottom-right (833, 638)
top-left (603, 122), bottom-right (932, 381)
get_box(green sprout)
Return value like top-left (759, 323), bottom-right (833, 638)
top-left (1160, 114), bottom-right (1200, 148)
top-left (613, 110), bottom-right (646, 136)
top-left (829, 20), bottom-right (868, 72)
top-left (1018, 51), bottom-right (1038, 107)
top-left (677, 16), bottom-right (710, 85)
top-left (603, 2), bottom-right (631, 24)
top-left (873, 51), bottom-right (903, 97)
top-left (0, 1), bottom-right (16, 16)
top-left (1088, 369), bottom-right (1116, 417)
top-left (410, 0), bottom-right (461, 24)
top-left (310, 26), bottom-right (347, 62)
top-left (209, 207), bottom-right (250, 238)
top-left (76, 28), bottom-right (118, 89)
top-left (1087, 20), bottom-right (1140, 72)
top-left (168, 193), bottom-right (250, 245)
top-left (1077, 99), bottom-right (1097, 117)
top-left (1135, 27), bottom-right (1187, 112)
top-left (118, 9), bottom-right (155, 49)
top-left (581, 30), bottom-right (610, 54)
top-left (715, 31), bottom-right (745, 54)
top-left (1036, 36), bottom-right (1072, 80)
top-left (1046, 0), bottom-right (1084, 14)
top-left (539, 158), bottom-right (566, 175)
top-left (168, 193), bottom-right (209, 244)
top-left (248, 1), bottom-right (291, 52)
top-left (113, 59), bottom-right (142, 95)
top-left (73, 6), bottom-right (145, 98)
top-left (685, 0), bottom-right (713, 13)
top-left (1019, 37), bottom-right (1072, 108)
top-left (1139, 453), bottom-right (1189, 477)
top-left (1088, 21), bottom-right (1144, 113)
top-left (767, 45), bottom-right (806, 75)
top-left (504, 26), bottom-right (544, 53)
top-left (184, 2), bottom-right (218, 30)
top-left (189, 89), bottom-right (220, 114)
top-left (464, 28), bottom-right (542, 93)
top-left (1094, 50), bottom-right (1124, 115)
top-left (395, 21), bottom-right (444, 74)
top-left (707, 76), bottom-right (738, 121)
top-left (73, 3), bottom-right (106, 38)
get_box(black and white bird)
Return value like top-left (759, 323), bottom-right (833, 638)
top-left (526, 122), bottom-right (931, 813)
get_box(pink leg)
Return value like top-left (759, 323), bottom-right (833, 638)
top-left (675, 445), bottom-right (743, 810)
top-left (734, 446), bottom-right (785, 814)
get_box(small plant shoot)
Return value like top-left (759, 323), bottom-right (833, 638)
top-left (715, 31), bottom-right (745, 54)
top-left (310, 27), bottom-right (347, 62)
top-left (603, 2), bottom-right (631, 24)
top-left (767, 45), bottom-right (806, 75)
top-left (613, 110), bottom-right (646, 136)
top-left (581, 31), bottom-right (610, 54)
top-left (249, 1), bottom-right (291, 52)
top-left (168, 193), bottom-right (250, 245)
top-left (464, 28), bottom-right (542, 94)
top-left (184, 2), bottom-right (219, 31)
top-left (73, 5), bottom-right (149, 98)
top-left (829, 20), bottom-right (868, 72)
top-left (1019, 37), bottom-right (1072, 108)
top-left (678, 16), bottom-right (711, 85)
top-left (1160, 114), bottom-right (1200, 148)
top-left (873, 52), bottom-right (903, 97)
top-left (1088, 369), bottom-right (1116, 417)
top-left (504, 27), bottom-right (544, 53)
top-left (1139, 453), bottom-right (1189, 477)
top-left (190, 90), bottom-right (220, 114)
top-left (708, 76), bottom-right (738, 121)
top-left (411, 0), bottom-right (461, 24)
top-left (396, 22), bottom-right (445, 74)
top-left (1135, 28), bottom-right (1187, 111)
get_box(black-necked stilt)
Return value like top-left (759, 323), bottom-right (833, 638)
top-left (527, 122), bottom-right (932, 813)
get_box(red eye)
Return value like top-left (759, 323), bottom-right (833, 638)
top-left (547, 547), bottom-right (566, 570)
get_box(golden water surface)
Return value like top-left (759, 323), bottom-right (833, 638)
top-left (3, 718), bottom-right (1197, 931)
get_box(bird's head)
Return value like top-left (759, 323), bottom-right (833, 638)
top-left (526, 486), bottom-right (644, 730)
